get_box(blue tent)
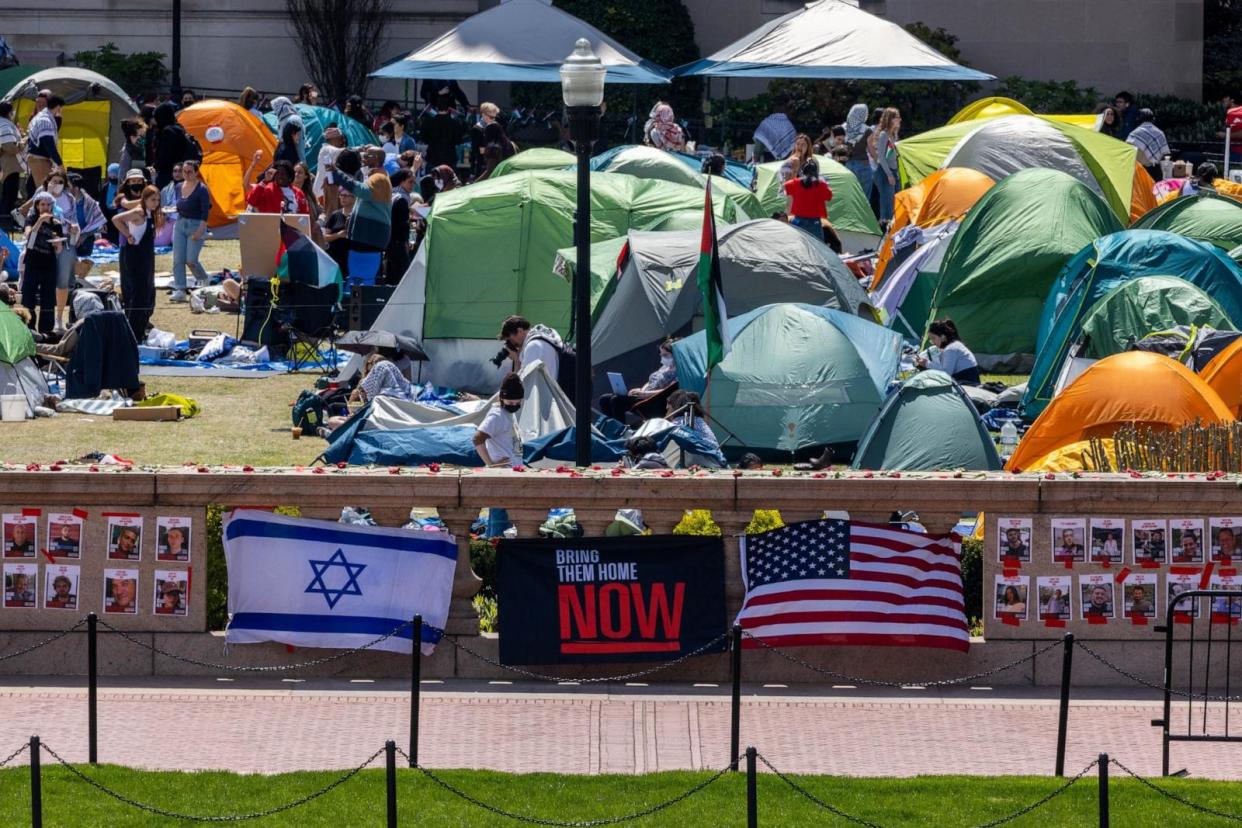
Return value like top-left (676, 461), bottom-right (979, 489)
top-left (262, 104), bottom-right (377, 172)
top-left (1023, 230), bottom-right (1242, 417)
top-left (591, 145), bottom-right (755, 190)
top-left (674, 0), bottom-right (992, 80)
top-left (371, 0), bottom-right (670, 85)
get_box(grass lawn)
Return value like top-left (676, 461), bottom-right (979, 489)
top-left (2, 764), bottom-right (1241, 826)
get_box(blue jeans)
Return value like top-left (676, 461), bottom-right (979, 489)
top-left (790, 215), bottom-right (822, 240)
top-left (172, 218), bottom-right (209, 291)
top-left (875, 170), bottom-right (897, 223)
top-left (846, 160), bottom-right (873, 205)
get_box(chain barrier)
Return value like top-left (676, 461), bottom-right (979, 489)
top-left (448, 630), bottom-right (730, 684)
top-left (968, 760), bottom-right (1099, 828)
top-left (396, 746), bottom-right (738, 827)
top-left (96, 617), bottom-right (414, 673)
top-left (741, 630), bottom-right (1064, 688)
top-left (0, 741), bottom-right (29, 768)
top-left (0, 618), bottom-right (86, 662)
top-left (1073, 640), bottom-right (1242, 702)
top-left (754, 752), bottom-right (885, 828)
top-left (1108, 758), bottom-right (1242, 823)
top-left (38, 740), bottom-right (384, 822)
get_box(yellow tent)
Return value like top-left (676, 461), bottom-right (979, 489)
top-left (949, 96), bottom-right (1096, 129)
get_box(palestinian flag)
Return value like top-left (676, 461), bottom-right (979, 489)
top-left (276, 223), bottom-right (342, 294)
top-left (697, 177), bottom-right (731, 372)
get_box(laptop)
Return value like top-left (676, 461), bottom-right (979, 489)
top-left (606, 372), bottom-right (628, 396)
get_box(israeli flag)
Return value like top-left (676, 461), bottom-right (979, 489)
top-left (223, 510), bottom-right (456, 655)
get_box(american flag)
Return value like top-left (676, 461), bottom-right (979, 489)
top-left (737, 519), bottom-right (969, 652)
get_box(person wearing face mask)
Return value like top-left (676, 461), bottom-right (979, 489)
top-left (474, 372), bottom-right (525, 468)
top-left (598, 337), bottom-right (679, 423)
top-left (36, 171), bottom-right (79, 332)
top-left (22, 192), bottom-right (76, 334)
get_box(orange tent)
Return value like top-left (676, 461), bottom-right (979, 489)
top-left (1130, 163), bottom-right (1157, 223)
top-left (1006, 351), bottom-right (1234, 471)
top-left (1201, 338), bottom-right (1242, 416)
top-left (871, 168), bottom-right (994, 289)
top-left (176, 100), bottom-right (276, 227)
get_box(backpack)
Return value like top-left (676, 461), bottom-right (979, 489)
top-left (181, 127), bottom-right (203, 163)
top-left (291, 389), bottom-right (327, 432)
top-left (526, 331), bottom-right (577, 398)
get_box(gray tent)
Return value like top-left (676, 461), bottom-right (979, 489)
top-left (555, 218), bottom-right (876, 394)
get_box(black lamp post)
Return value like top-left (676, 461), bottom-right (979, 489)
top-left (560, 39), bottom-right (605, 467)
top-left (170, 0), bottom-right (183, 98)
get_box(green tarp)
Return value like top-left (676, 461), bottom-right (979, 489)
top-left (754, 154), bottom-right (882, 242)
top-left (852, 370), bottom-right (1002, 471)
top-left (1132, 192), bottom-right (1242, 252)
top-left (1079, 275), bottom-right (1236, 358)
top-left (423, 170), bottom-right (749, 339)
top-left (490, 147), bottom-right (575, 178)
top-left (924, 168), bottom-right (1123, 363)
top-left (0, 308), bottom-right (35, 364)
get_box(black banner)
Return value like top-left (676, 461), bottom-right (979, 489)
top-left (497, 535), bottom-right (727, 665)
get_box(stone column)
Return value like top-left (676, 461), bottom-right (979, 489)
top-left (437, 507), bottom-right (483, 636)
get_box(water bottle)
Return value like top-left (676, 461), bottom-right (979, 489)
top-left (1000, 419), bottom-right (1019, 459)
top-left (1161, 154), bottom-right (1173, 180)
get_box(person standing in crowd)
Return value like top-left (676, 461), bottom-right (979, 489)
top-left (373, 100), bottom-right (400, 132)
top-left (644, 103), bottom-right (686, 152)
top-left (420, 79), bottom-right (470, 112)
top-left (471, 103), bottom-right (501, 178)
top-left (1126, 108), bottom-right (1170, 181)
top-left (152, 101), bottom-right (196, 188)
top-left (1094, 105), bottom-right (1121, 138)
top-left (170, 159), bottom-right (211, 302)
top-left (314, 126), bottom-right (348, 212)
top-left (112, 185), bottom-right (162, 341)
top-left (22, 192), bottom-right (75, 334)
top-left (322, 186), bottom-right (354, 279)
top-left (66, 171), bottom-right (105, 285)
top-left (391, 114), bottom-right (417, 155)
top-left (784, 159), bottom-right (833, 241)
top-left (294, 83), bottom-right (319, 106)
top-left (160, 162), bottom-right (184, 210)
top-left (37, 170), bottom-right (78, 330)
top-left (275, 120), bottom-right (303, 166)
top-left (25, 94), bottom-right (63, 193)
top-left (245, 157), bottom-right (309, 215)
top-left (420, 96), bottom-right (467, 171)
top-left (118, 118), bottom-right (147, 178)
top-left (874, 107), bottom-right (901, 227)
top-left (327, 159), bottom-right (393, 283)
top-left (841, 103), bottom-right (873, 200)
top-left (475, 121), bottom-right (518, 181)
top-left (498, 314), bottom-right (561, 380)
top-left (386, 169), bottom-right (414, 283)
top-left (179, 89), bottom-right (198, 109)
top-left (343, 95), bottom-right (372, 129)
top-left (780, 133), bottom-right (815, 182)
top-left (239, 87), bottom-right (262, 118)
top-left (915, 318), bottom-right (980, 386)
top-left (0, 102), bottom-right (21, 221)
top-left (1112, 92), bottom-right (1137, 139)
top-left (293, 162), bottom-right (322, 243)
top-left (753, 100), bottom-right (796, 162)
top-left (419, 165), bottom-right (459, 206)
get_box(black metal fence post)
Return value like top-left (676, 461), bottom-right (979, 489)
top-left (87, 612), bottom-right (98, 764)
top-left (385, 740), bottom-right (397, 828)
top-left (1055, 632), bottom-right (1074, 776)
top-left (30, 735), bottom-right (42, 828)
top-left (745, 746), bottom-right (757, 828)
top-left (410, 614), bottom-right (422, 768)
top-left (730, 624), bottom-right (742, 771)
top-left (1097, 753), bottom-right (1109, 828)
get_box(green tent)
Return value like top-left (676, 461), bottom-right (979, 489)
top-left (1079, 275), bottom-right (1236, 358)
top-left (586, 145), bottom-right (762, 220)
top-left (754, 154), bottom-right (882, 250)
top-left (924, 168), bottom-right (1123, 367)
top-left (897, 114), bottom-right (1142, 222)
top-left (1131, 192), bottom-right (1242, 252)
top-left (852, 370), bottom-right (1002, 471)
top-left (672, 303), bottom-right (902, 452)
top-left (0, 308), bottom-right (47, 418)
top-left (1232, 244), bottom-right (1242, 264)
top-left (422, 170), bottom-right (750, 340)
top-left (0, 308), bottom-right (34, 364)
top-left (261, 104), bottom-right (376, 172)
top-left (490, 147), bottom-right (575, 178)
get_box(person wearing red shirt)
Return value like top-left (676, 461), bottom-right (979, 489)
top-left (783, 159), bottom-right (832, 243)
top-left (245, 159), bottom-right (309, 215)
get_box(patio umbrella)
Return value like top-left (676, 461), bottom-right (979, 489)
top-left (674, 0), bottom-right (993, 80)
top-left (371, 0), bottom-right (670, 84)
top-left (335, 330), bottom-right (429, 362)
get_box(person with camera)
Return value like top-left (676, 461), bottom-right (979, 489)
top-left (496, 314), bottom-right (563, 384)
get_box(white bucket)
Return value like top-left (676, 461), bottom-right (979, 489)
top-left (0, 394), bottom-right (27, 422)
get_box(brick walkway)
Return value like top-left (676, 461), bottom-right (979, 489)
top-left (2, 680), bottom-right (1240, 779)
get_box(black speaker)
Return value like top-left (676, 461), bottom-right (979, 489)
top-left (347, 284), bottom-right (396, 331)
top-left (241, 279), bottom-right (278, 345)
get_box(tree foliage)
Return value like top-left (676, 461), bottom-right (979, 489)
top-left (72, 43), bottom-right (167, 98)
top-left (1205, 0), bottom-right (1242, 101)
top-left (285, 0), bottom-right (391, 106)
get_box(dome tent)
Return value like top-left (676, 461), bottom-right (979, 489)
top-left (0, 308), bottom-right (49, 418)
top-left (754, 154), bottom-right (882, 253)
top-left (672, 303), bottom-right (902, 453)
top-left (491, 147), bottom-right (575, 178)
top-left (897, 114), bottom-right (1156, 223)
top-left (1006, 352), bottom-right (1234, 471)
top-left (261, 103), bottom-right (376, 172)
top-left (1201, 338), bottom-right (1242, 417)
top-left (590, 145), bottom-right (754, 190)
top-left (947, 96), bottom-right (1096, 128)
top-left (1131, 191), bottom-right (1242, 252)
top-left (177, 101), bottom-right (277, 227)
top-left (1023, 230), bottom-right (1242, 418)
top-left (586, 145), bottom-right (763, 220)
top-left (2, 67), bottom-right (138, 177)
top-left (852, 370), bottom-right (1002, 471)
top-left (922, 168), bottom-right (1123, 369)
top-left (1078, 276), bottom-right (1235, 358)
top-left (554, 218), bottom-right (875, 392)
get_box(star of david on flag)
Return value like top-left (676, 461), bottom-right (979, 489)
top-left (223, 510), bottom-right (457, 654)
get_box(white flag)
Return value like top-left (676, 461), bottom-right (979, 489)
top-left (224, 510), bottom-right (456, 655)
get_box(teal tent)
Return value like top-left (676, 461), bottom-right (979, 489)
top-left (261, 104), bottom-right (376, 171)
top-left (591, 145), bottom-right (754, 190)
top-left (1078, 276), bottom-right (1235, 357)
top-left (585, 145), bottom-right (763, 220)
top-left (1131, 191), bottom-right (1242, 252)
top-left (672, 303), bottom-right (902, 452)
top-left (754, 154), bottom-right (882, 252)
top-left (852, 371), bottom-right (1002, 471)
top-left (1023, 230), bottom-right (1242, 417)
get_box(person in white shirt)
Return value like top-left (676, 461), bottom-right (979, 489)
top-left (474, 372), bottom-right (524, 467)
top-left (915, 318), bottom-right (980, 386)
top-left (499, 315), bottom-right (561, 384)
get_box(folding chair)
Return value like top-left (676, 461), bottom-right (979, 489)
top-left (279, 281), bottom-right (342, 374)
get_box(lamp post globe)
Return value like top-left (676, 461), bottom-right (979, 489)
top-left (561, 38), bottom-right (605, 467)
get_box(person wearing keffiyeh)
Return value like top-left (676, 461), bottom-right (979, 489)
top-left (840, 102), bottom-right (873, 202)
top-left (644, 103), bottom-right (687, 152)
top-left (753, 101), bottom-right (797, 162)
top-left (1126, 108), bottom-right (1170, 181)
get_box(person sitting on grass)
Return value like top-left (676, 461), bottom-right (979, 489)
top-left (914, 318), bottom-right (980, 386)
top-left (319, 352), bottom-right (415, 435)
